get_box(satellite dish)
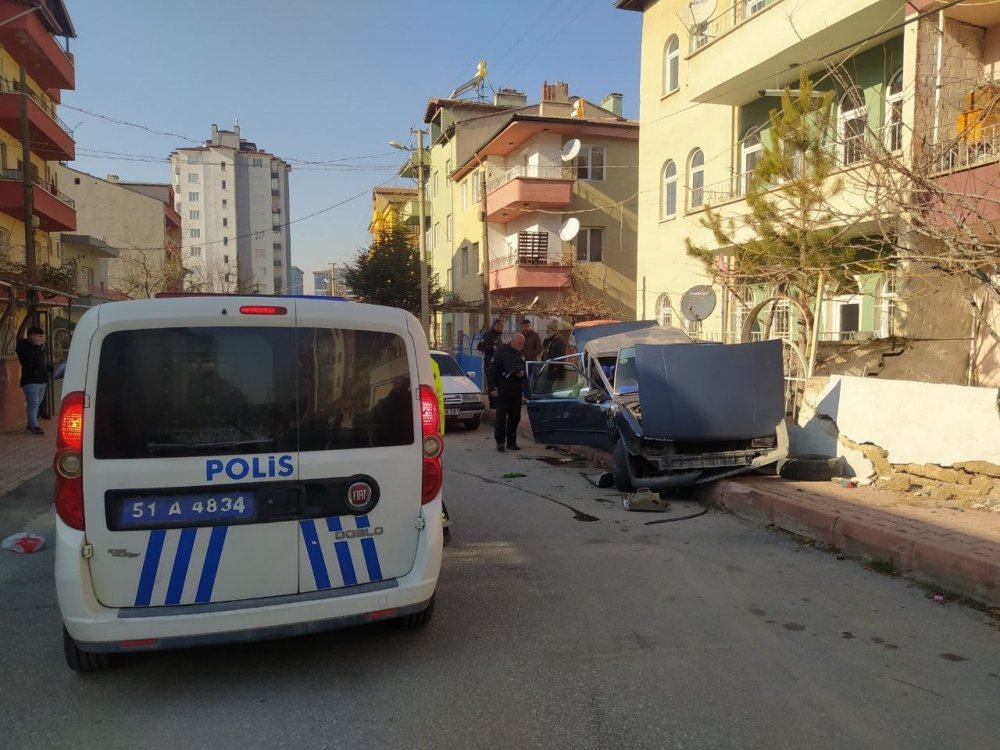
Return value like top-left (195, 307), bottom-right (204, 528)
top-left (680, 284), bottom-right (717, 322)
top-left (686, 0), bottom-right (718, 25)
top-left (559, 217), bottom-right (580, 242)
top-left (560, 138), bottom-right (581, 162)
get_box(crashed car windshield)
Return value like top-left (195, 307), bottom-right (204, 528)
top-left (525, 325), bottom-right (788, 491)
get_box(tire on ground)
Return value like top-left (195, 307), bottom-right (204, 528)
top-left (397, 595), bottom-right (435, 630)
top-left (613, 439), bottom-right (636, 493)
top-left (777, 454), bottom-right (844, 481)
top-left (464, 415), bottom-right (480, 431)
top-left (63, 627), bottom-right (111, 672)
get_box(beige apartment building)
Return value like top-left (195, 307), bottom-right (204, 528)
top-left (618, 0), bottom-right (1000, 385)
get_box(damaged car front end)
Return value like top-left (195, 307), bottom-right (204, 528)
top-left (525, 327), bottom-right (788, 491)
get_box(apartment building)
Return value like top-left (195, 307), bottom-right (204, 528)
top-left (288, 265), bottom-right (304, 295)
top-left (618, 0), bottom-right (1000, 385)
top-left (369, 185), bottom-right (418, 244)
top-left (170, 124), bottom-right (292, 295)
top-left (59, 168), bottom-right (182, 299)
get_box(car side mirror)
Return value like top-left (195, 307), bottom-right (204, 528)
top-left (584, 388), bottom-right (609, 403)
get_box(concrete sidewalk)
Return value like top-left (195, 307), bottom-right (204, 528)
top-left (0, 424), bottom-right (56, 498)
top-left (483, 406), bottom-right (1000, 608)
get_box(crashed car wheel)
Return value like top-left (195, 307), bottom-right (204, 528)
top-left (613, 439), bottom-right (636, 493)
top-left (777, 454), bottom-right (844, 481)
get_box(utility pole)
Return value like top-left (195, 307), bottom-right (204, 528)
top-left (328, 262), bottom-right (336, 296)
top-left (19, 65), bottom-right (34, 282)
top-left (479, 163), bottom-right (491, 326)
top-left (415, 128), bottom-right (430, 340)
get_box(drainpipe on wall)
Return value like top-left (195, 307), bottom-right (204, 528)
top-left (967, 304), bottom-right (980, 386)
top-left (934, 10), bottom-right (944, 141)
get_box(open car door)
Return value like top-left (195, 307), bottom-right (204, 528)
top-left (525, 354), bottom-right (614, 450)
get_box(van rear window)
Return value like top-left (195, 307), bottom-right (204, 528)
top-left (94, 327), bottom-right (413, 459)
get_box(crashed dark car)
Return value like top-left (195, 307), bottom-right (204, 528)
top-left (525, 325), bottom-right (788, 491)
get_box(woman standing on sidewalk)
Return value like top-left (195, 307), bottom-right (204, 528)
top-left (16, 326), bottom-right (50, 436)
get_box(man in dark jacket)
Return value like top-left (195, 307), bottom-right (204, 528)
top-left (478, 319), bottom-right (504, 407)
top-left (16, 326), bottom-right (49, 436)
top-left (489, 333), bottom-right (525, 452)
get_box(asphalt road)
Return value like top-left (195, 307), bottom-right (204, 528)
top-left (2, 428), bottom-right (999, 749)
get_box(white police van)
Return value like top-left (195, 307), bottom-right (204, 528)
top-left (54, 295), bottom-right (444, 671)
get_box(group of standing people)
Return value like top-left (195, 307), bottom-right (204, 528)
top-left (478, 317), bottom-right (566, 453)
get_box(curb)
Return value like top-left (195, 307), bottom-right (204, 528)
top-left (698, 480), bottom-right (1000, 608)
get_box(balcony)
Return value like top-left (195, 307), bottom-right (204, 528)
top-left (926, 123), bottom-right (1000, 227)
top-left (485, 164), bottom-right (574, 222)
top-left (684, 0), bottom-right (901, 105)
top-left (0, 168), bottom-right (75, 231)
top-left (0, 7), bottom-right (75, 91)
top-left (0, 78), bottom-right (74, 161)
top-left (488, 232), bottom-right (571, 292)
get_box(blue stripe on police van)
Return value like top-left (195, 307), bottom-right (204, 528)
top-left (195, 526), bottom-right (229, 604)
top-left (134, 529), bottom-right (166, 607)
top-left (300, 520), bottom-right (331, 590)
top-left (325, 516), bottom-right (358, 586)
top-left (354, 516), bottom-right (383, 582)
top-left (165, 527), bottom-right (197, 605)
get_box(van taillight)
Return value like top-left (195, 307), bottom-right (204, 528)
top-left (419, 384), bottom-right (443, 504)
top-left (54, 391), bottom-right (85, 530)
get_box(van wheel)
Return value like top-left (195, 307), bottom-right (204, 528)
top-left (613, 439), bottom-right (636, 493)
top-left (63, 627), bottom-right (111, 672)
top-left (464, 416), bottom-right (481, 431)
top-left (397, 595), bottom-right (435, 630)
top-left (777, 454), bottom-right (844, 482)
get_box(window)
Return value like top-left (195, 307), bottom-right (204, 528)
top-left (688, 148), bottom-right (705, 209)
top-left (221, 180), bottom-right (227, 190)
top-left (188, 191), bottom-right (199, 202)
top-left (771, 299), bottom-right (791, 340)
top-left (472, 242), bottom-right (480, 275)
top-left (576, 146), bottom-right (605, 181)
top-left (220, 161), bottom-right (227, 171)
top-left (445, 159), bottom-right (452, 178)
top-left (223, 254), bottom-right (230, 264)
top-left (223, 237), bottom-right (229, 246)
top-left (187, 173), bottom-right (199, 183)
top-left (273, 242), bottom-right (282, 250)
top-left (730, 287), bottom-right (755, 342)
top-left (222, 199), bottom-right (228, 208)
top-left (472, 172), bottom-right (481, 203)
top-left (79, 265), bottom-right (94, 293)
top-left (885, 69), bottom-right (904, 152)
top-left (189, 228), bottom-right (201, 238)
top-left (741, 127), bottom-right (762, 194)
top-left (189, 209), bottom-right (200, 220)
top-left (655, 293), bottom-right (673, 327)
top-left (432, 171), bottom-right (439, 198)
top-left (252, 158), bottom-right (263, 167)
top-left (663, 35), bottom-right (680, 95)
top-left (661, 160), bottom-right (677, 219)
top-left (878, 273), bottom-right (897, 338)
top-left (433, 222), bottom-right (440, 250)
top-left (747, 0), bottom-right (769, 15)
top-left (839, 86), bottom-right (866, 166)
top-left (576, 228), bottom-right (603, 262)
top-left (461, 180), bottom-right (468, 210)
top-left (446, 214), bottom-right (452, 242)
top-left (256, 248), bottom-right (265, 258)
top-left (223, 217), bottom-right (228, 227)
top-left (461, 246), bottom-right (469, 276)
top-left (189, 246), bottom-right (201, 257)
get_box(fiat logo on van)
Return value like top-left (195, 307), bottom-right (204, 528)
top-left (343, 475), bottom-right (379, 515)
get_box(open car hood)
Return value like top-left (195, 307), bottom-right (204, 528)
top-left (634, 339), bottom-right (785, 440)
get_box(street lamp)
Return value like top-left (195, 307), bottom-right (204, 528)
top-left (389, 130), bottom-right (430, 341)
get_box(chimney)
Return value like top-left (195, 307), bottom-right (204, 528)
top-left (542, 81), bottom-right (570, 103)
top-left (106, 174), bottom-right (119, 182)
top-left (494, 88), bottom-right (527, 108)
top-left (211, 123), bottom-right (219, 145)
top-left (601, 92), bottom-right (623, 117)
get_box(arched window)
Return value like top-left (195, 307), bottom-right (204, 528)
top-left (655, 293), bottom-right (673, 327)
top-left (663, 35), bottom-right (680, 95)
top-left (688, 148), bottom-right (705, 209)
top-left (839, 86), bottom-right (866, 166)
top-left (878, 273), bottom-right (897, 338)
top-left (740, 127), bottom-right (762, 195)
top-left (885, 69), bottom-right (904, 152)
top-left (661, 160), bottom-right (677, 219)
top-left (729, 287), bottom-right (754, 342)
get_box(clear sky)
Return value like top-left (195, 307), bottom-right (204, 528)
top-left (62, 0), bottom-right (641, 289)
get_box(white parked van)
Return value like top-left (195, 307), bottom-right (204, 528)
top-left (54, 295), bottom-right (444, 671)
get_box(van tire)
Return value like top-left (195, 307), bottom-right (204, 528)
top-left (397, 595), bottom-right (435, 630)
top-left (613, 439), bottom-right (636, 493)
top-left (64, 627), bottom-right (111, 672)
top-left (777, 454), bottom-right (844, 482)
top-left (464, 416), bottom-right (481, 431)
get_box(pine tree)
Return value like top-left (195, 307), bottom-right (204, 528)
top-left (343, 223), bottom-right (442, 315)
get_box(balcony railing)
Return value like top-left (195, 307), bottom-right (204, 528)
top-left (0, 168), bottom-right (75, 208)
top-left (694, 128), bottom-right (887, 208)
top-left (485, 164), bottom-right (574, 194)
top-left (690, 0), bottom-right (777, 54)
top-left (928, 123), bottom-right (1000, 176)
top-left (0, 77), bottom-right (72, 136)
